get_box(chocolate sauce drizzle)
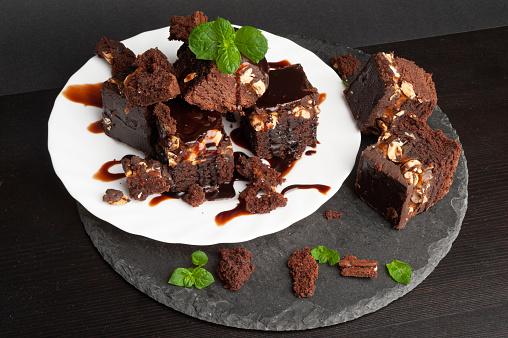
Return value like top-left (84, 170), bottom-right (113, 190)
top-left (62, 83), bottom-right (103, 108)
top-left (87, 120), bottom-right (104, 134)
top-left (93, 160), bottom-right (124, 182)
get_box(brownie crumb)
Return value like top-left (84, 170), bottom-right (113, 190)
top-left (323, 210), bottom-right (342, 220)
top-left (182, 184), bottom-right (206, 207)
top-left (339, 255), bottom-right (378, 278)
top-left (217, 248), bottom-right (255, 291)
top-left (288, 247), bottom-right (319, 297)
top-left (331, 54), bottom-right (361, 80)
top-left (103, 189), bottom-right (130, 205)
top-left (169, 11), bottom-right (208, 44)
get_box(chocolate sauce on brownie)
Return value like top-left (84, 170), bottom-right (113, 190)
top-left (62, 83), bottom-right (103, 108)
top-left (230, 128), bottom-right (251, 150)
top-left (268, 60), bottom-right (292, 69)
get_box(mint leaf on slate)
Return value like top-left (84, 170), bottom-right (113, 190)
top-left (311, 246), bottom-right (340, 266)
top-left (168, 251), bottom-right (215, 289)
top-left (193, 267), bottom-right (215, 289)
top-left (235, 26), bottom-right (268, 63)
top-left (191, 250), bottom-right (208, 267)
top-left (188, 22), bottom-right (218, 60)
top-left (386, 260), bottom-right (412, 284)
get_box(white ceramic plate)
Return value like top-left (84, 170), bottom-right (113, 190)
top-left (48, 26), bottom-right (360, 245)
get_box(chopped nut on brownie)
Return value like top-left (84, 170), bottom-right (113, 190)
top-left (331, 54), bottom-right (361, 80)
top-left (217, 248), bottom-right (254, 291)
top-left (339, 255), bottom-right (378, 278)
top-left (288, 247), bottom-right (319, 297)
top-left (182, 184), bottom-right (206, 207)
top-left (102, 189), bottom-right (130, 205)
top-left (323, 209), bottom-right (342, 220)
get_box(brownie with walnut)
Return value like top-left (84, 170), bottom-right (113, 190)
top-left (355, 113), bottom-right (461, 229)
top-left (344, 52), bottom-right (437, 135)
top-left (241, 64), bottom-right (320, 159)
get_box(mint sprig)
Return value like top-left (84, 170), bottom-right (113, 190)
top-left (386, 259), bottom-right (412, 284)
top-left (188, 17), bottom-right (268, 74)
top-left (169, 250), bottom-right (214, 289)
top-left (311, 246), bottom-right (340, 266)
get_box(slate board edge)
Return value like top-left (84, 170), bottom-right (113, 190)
top-left (78, 36), bottom-right (468, 331)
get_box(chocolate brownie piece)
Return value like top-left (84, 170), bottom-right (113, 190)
top-left (182, 183), bottom-right (206, 207)
top-left (323, 210), bottom-right (342, 220)
top-left (235, 155), bottom-right (287, 214)
top-left (355, 114), bottom-right (461, 229)
top-left (288, 247), bottom-right (319, 298)
top-left (339, 255), bottom-right (378, 278)
top-left (101, 80), bottom-right (156, 155)
top-left (94, 37), bottom-right (136, 80)
top-left (241, 64), bottom-right (319, 159)
top-left (153, 100), bottom-right (234, 192)
top-left (344, 52), bottom-right (437, 135)
top-left (102, 189), bottom-right (130, 205)
top-left (173, 45), bottom-right (269, 113)
top-left (331, 54), bottom-right (361, 80)
top-left (121, 155), bottom-right (173, 201)
top-left (122, 48), bottom-right (180, 107)
top-left (217, 248), bottom-right (255, 291)
top-left (169, 11), bottom-right (208, 44)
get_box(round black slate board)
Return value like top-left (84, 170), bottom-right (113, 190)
top-left (78, 37), bottom-right (468, 331)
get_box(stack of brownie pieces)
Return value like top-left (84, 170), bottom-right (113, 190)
top-left (344, 52), bottom-right (461, 229)
top-left (95, 11), bottom-right (320, 210)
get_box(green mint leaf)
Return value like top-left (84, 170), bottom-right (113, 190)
top-left (386, 260), bottom-right (412, 284)
top-left (191, 250), bottom-right (208, 267)
top-left (192, 267), bottom-right (215, 289)
top-left (311, 246), bottom-right (340, 266)
top-left (216, 44), bottom-right (241, 74)
top-left (188, 22), bottom-right (219, 60)
top-left (168, 268), bottom-right (192, 287)
top-left (183, 273), bottom-right (195, 288)
top-left (234, 26), bottom-right (268, 63)
top-left (212, 17), bottom-right (236, 44)
top-left (342, 80), bottom-right (349, 87)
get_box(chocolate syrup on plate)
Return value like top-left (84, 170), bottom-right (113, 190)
top-left (93, 160), bottom-right (124, 182)
top-left (305, 150), bottom-right (317, 156)
top-left (281, 184), bottom-right (331, 196)
top-left (230, 128), bottom-right (250, 150)
top-left (87, 120), bottom-right (104, 134)
top-left (62, 83), bottom-right (103, 108)
top-left (319, 93), bottom-right (327, 105)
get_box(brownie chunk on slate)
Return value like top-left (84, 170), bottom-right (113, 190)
top-left (123, 48), bottom-right (180, 107)
top-left (323, 210), bottom-right (342, 220)
top-left (288, 247), bottom-right (319, 298)
top-left (169, 11), bottom-right (208, 44)
top-left (173, 45), bottom-right (269, 113)
top-left (94, 37), bottom-right (136, 79)
top-left (241, 64), bottom-right (319, 159)
top-left (339, 255), bottom-right (378, 278)
top-left (121, 155), bottom-right (173, 201)
top-left (102, 189), bottom-right (130, 205)
top-left (182, 184), bottom-right (206, 207)
top-left (344, 52), bottom-right (437, 135)
top-left (235, 155), bottom-right (287, 214)
top-left (331, 54), bottom-right (361, 80)
top-left (217, 248), bottom-right (255, 291)
top-left (355, 113), bottom-right (461, 229)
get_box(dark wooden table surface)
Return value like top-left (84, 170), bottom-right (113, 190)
top-left (2, 26), bottom-right (507, 337)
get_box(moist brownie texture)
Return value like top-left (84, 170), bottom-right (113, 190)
top-left (182, 183), bottom-right (206, 207)
top-left (241, 64), bottom-right (319, 159)
top-left (173, 45), bottom-right (269, 113)
top-left (331, 54), bottom-right (361, 80)
top-left (355, 113), bottom-right (461, 229)
top-left (288, 247), bottom-right (319, 298)
top-left (339, 255), bottom-right (378, 278)
top-left (94, 37), bottom-right (136, 80)
top-left (345, 52), bottom-right (437, 135)
top-left (102, 189), bottom-right (130, 205)
top-left (169, 11), bottom-right (208, 44)
top-left (235, 155), bottom-right (287, 214)
top-left (217, 248), bottom-right (255, 291)
top-left (122, 48), bottom-right (180, 107)
top-left (121, 155), bottom-right (173, 201)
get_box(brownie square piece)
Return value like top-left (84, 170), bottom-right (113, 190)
top-left (153, 100), bottom-right (234, 193)
top-left (173, 45), bottom-right (269, 113)
top-left (355, 114), bottom-right (461, 229)
top-left (345, 52), bottom-right (437, 135)
top-left (101, 80), bottom-right (156, 156)
top-left (241, 64), bottom-right (320, 159)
